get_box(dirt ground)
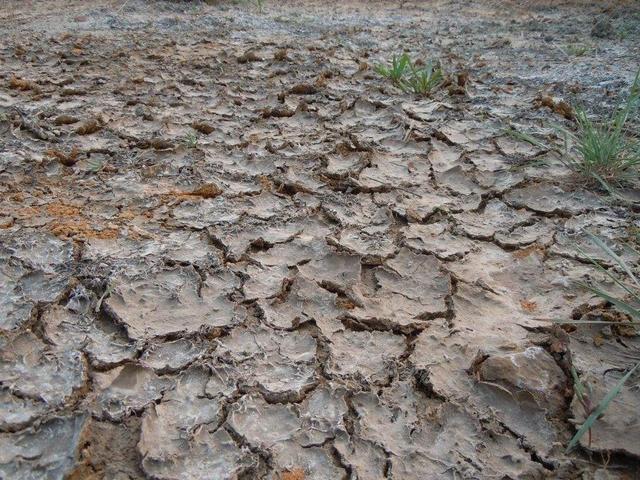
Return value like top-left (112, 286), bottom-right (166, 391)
top-left (1, 0), bottom-right (640, 478)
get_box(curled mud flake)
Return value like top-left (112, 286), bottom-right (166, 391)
top-left (357, 152), bottom-right (426, 192)
top-left (0, 414), bottom-right (87, 479)
top-left (326, 330), bottom-right (405, 384)
top-left (329, 226), bottom-right (396, 263)
top-left (148, 138), bottom-right (174, 150)
top-left (257, 276), bottom-right (343, 334)
top-left (75, 118), bottom-right (102, 135)
top-left (550, 219), bottom-right (639, 265)
top-left (274, 49), bottom-right (290, 61)
top-left (353, 389), bottom-right (546, 478)
top-left (453, 198), bottom-right (532, 239)
top-left (427, 138), bottom-right (463, 172)
top-left (435, 165), bottom-right (486, 196)
top-left (191, 121), bottom-right (214, 134)
top-left (467, 151), bottom-right (510, 172)
top-left (262, 105), bottom-right (296, 118)
top-left (141, 367), bottom-right (225, 456)
top-left (172, 196), bottom-right (242, 229)
top-left (182, 182), bottom-right (223, 199)
top-left (4, 229), bottom-right (74, 272)
top-left (215, 326), bottom-right (317, 402)
top-left (0, 262), bottom-right (37, 331)
top-left (533, 94), bottom-right (574, 120)
top-left (204, 364), bottom-right (239, 399)
top-left (410, 291), bottom-right (563, 458)
top-left (140, 417), bottom-right (254, 479)
top-left (348, 248), bottom-right (451, 330)
top-left (140, 338), bottom-right (207, 373)
top-left (504, 183), bottom-right (602, 215)
top-left (249, 235), bottom-right (329, 268)
top-left (434, 120), bottom-right (497, 149)
top-left (209, 219), bottom-right (303, 261)
top-left (0, 233), bottom-right (72, 331)
top-left (8, 76), bottom-right (41, 93)
top-left (298, 385), bottom-right (348, 446)
top-left (289, 83), bottom-right (318, 95)
top-left (42, 304), bottom-right (136, 369)
top-left (53, 114), bottom-right (80, 125)
top-left (494, 219), bottom-right (555, 249)
top-left (495, 135), bottom-right (543, 158)
top-left (322, 194), bottom-right (389, 228)
top-left (403, 222), bottom-right (474, 260)
top-left (237, 49), bottom-right (262, 63)
top-left (91, 364), bottom-right (172, 421)
top-left (473, 346), bottom-right (567, 414)
top-left (0, 332), bottom-right (87, 429)
top-left (227, 393), bottom-right (301, 448)
top-left (84, 230), bottom-right (221, 269)
top-left (60, 87), bottom-right (87, 97)
top-left (334, 432), bottom-right (387, 480)
top-left (46, 146), bottom-right (80, 166)
top-left (375, 189), bottom-right (458, 222)
top-left (104, 267), bottom-right (245, 341)
top-left (298, 252), bottom-right (362, 292)
top-left (242, 263), bottom-right (291, 301)
top-left (324, 150), bottom-right (368, 179)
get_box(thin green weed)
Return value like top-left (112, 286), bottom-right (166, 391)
top-left (375, 53), bottom-right (443, 95)
top-left (507, 68), bottom-right (640, 197)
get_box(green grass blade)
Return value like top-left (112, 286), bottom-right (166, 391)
top-left (571, 367), bottom-right (586, 403)
top-left (575, 246), bottom-right (640, 300)
top-left (584, 285), bottom-right (640, 320)
top-left (504, 128), bottom-right (551, 151)
top-left (533, 318), bottom-right (640, 325)
top-left (586, 233), bottom-right (640, 287)
top-left (566, 361), bottom-right (640, 452)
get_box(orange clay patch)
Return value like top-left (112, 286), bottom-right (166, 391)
top-left (49, 219), bottom-right (119, 240)
top-left (117, 209), bottom-right (137, 220)
top-left (336, 297), bottom-right (357, 310)
top-left (520, 299), bottom-right (537, 313)
top-left (46, 202), bottom-right (82, 217)
top-left (513, 244), bottom-right (544, 259)
top-left (281, 469), bottom-right (305, 480)
top-left (15, 206), bottom-right (41, 218)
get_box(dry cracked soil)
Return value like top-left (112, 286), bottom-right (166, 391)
top-left (1, 0), bottom-right (640, 479)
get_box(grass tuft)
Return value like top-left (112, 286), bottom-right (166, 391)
top-left (405, 60), bottom-right (444, 95)
top-left (375, 53), bottom-right (443, 95)
top-left (565, 43), bottom-right (592, 57)
top-left (508, 68), bottom-right (640, 196)
top-left (182, 132), bottom-right (198, 149)
top-left (375, 53), bottom-right (411, 88)
top-left (568, 362), bottom-right (640, 452)
top-left (562, 234), bottom-right (640, 452)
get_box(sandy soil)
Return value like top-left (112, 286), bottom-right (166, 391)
top-left (1, 0), bottom-right (640, 478)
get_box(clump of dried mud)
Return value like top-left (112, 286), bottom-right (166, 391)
top-left (1, 0), bottom-right (640, 478)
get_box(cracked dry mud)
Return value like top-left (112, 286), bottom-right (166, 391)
top-left (1, 0), bottom-right (640, 478)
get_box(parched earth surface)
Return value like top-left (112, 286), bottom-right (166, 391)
top-left (1, 0), bottom-right (640, 478)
